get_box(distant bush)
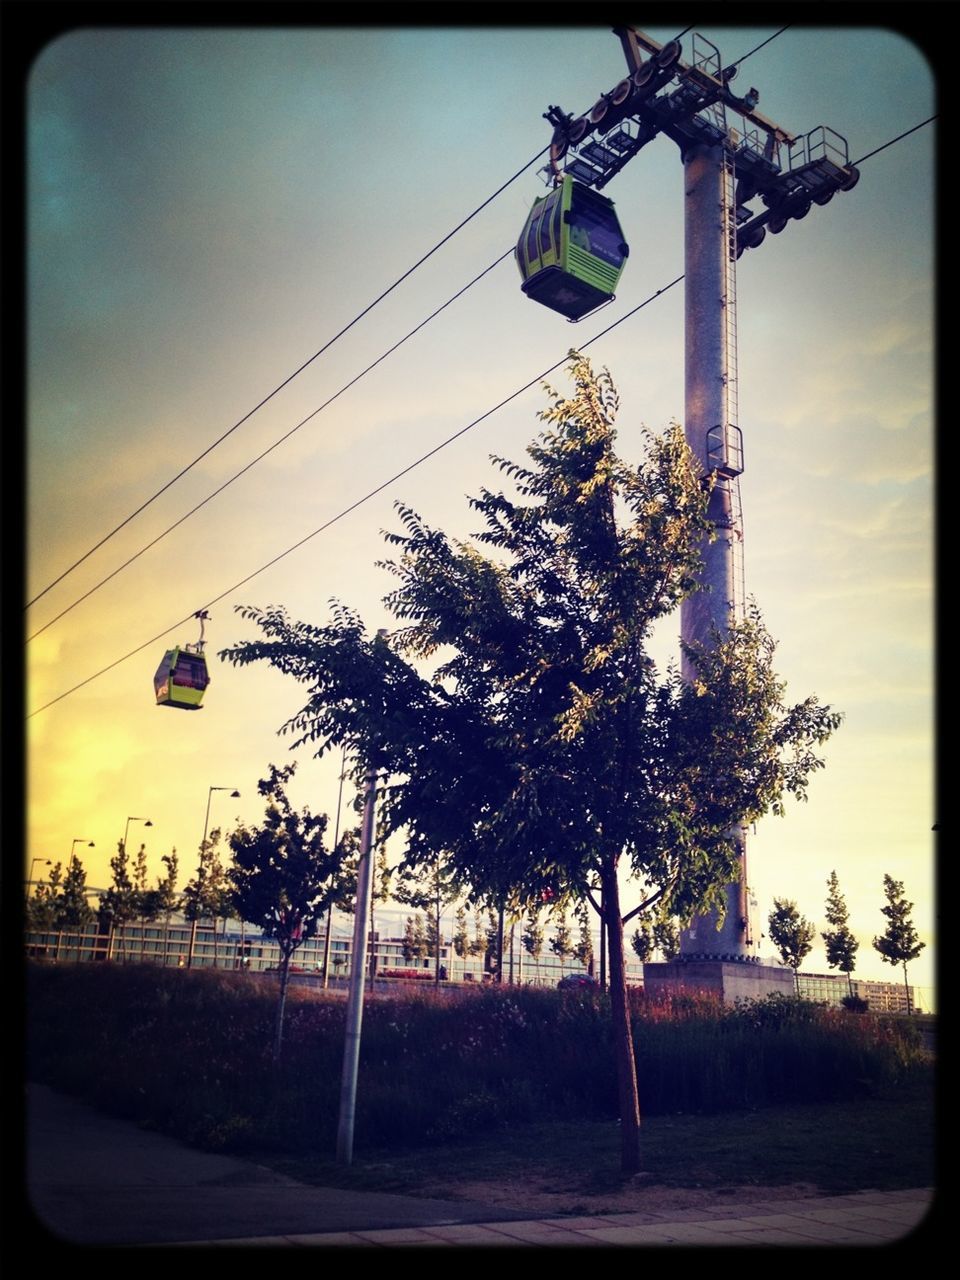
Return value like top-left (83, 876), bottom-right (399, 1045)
top-left (27, 963), bottom-right (929, 1155)
top-left (841, 994), bottom-right (870, 1013)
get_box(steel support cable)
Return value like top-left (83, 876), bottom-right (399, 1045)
top-left (851, 116), bottom-right (937, 166)
top-left (25, 34), bottom-right (803, 642)
top-left (27, 275), bottom-right (684, 719)
top-left (725, 27), bottom-right (791, 69)
top-left (27, 249), bottom-right (516, 644)
top-left (26, 147), bottom-right (549, 612)
top-left (26, 110), bottom-right (937, 716)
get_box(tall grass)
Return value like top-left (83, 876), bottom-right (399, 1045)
top-left (27, 964), bottom-right (928, 1154)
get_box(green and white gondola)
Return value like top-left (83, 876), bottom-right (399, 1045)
top-left (515, 175), bottom-right (629, 321)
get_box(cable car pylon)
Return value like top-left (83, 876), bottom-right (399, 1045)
top-left (522, 26), bottom-right (860, 1000)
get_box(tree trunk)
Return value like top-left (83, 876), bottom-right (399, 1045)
top-left (601, 858), bottom-right (641, 1175)
top-left (903, 961), bottom-right (912, 1016)
top-left (273, 951), bottom-right (291, 1065)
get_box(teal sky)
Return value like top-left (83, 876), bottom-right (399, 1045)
top-left (26, 23), bottom-right (936, 1002)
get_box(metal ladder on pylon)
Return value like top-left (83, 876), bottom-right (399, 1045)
top-left (720, 142), bottom-right (746, 622)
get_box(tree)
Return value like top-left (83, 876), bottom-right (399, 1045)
top-left (452, 906), bottom-right (471, 966)
top-left (222, 354), bottom-right (841, 1173)
top-left (574, 899), bottom-right (594, 973)
top-left (27, 862), bottom-right (62, 941)
top-left (821, 869), bottom-right (858, 996)
top-left (152, 851), bottom-right (180, 966)
top-left (630, 915), bottom-right (679, 966)
top-left (873, 874), bottom-right (925, 1015)
top-left (767, 898), bottom-right (816, 995)
top-left (100, 843), bottom-right (136, 961)
top-left (393, 851), bottom-right (462, 984)
top-left (549, 904), bottom-right (574, 977)
top-left (523, 905), bottom-right (545, 982)
top-left (182, 831), bottom-right (224, 969)
top-left (227, 763), bottom-right (355, 1062)
top-left (402, 913), bottom-right (428, 966)
top-left (58, 852), bottom-right (94, 958)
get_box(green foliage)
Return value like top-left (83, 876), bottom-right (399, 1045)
top-left (841, 995), bottom-right (870, 1013)
top-left (873, 874), bottom-right (925, 1014)
top-left (28, 967), bottom-right (930, 1156)
top-left (227, 763), bottom-right (356, 1059)
top-left (822, 870), bottom-right (858, 987)
top-left (873, 875), bottom-right (925, 969)
top-left (220, 354), bottom-right (843, 1169)
top-left (227, 763), bottom-right (353, 956)
top-left (767, 898), bottom-right (816, 993)
top-left (58, 853), bottom-right (94, 932)
top-left (549, 905), bottom-right (573, 973)
top-left (453, 907), bottom-right (471, 959)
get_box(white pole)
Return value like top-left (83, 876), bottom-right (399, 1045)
top-left (335, 760), bottom-right (378, 1164)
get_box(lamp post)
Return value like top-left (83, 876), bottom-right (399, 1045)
top-left (70, 839), bottom-right (95, 858)
top-left (122, 816), bottom-right (152, 852)
top-left (187, 787), bottom-right (240, 969)
top-left (28, 858), bottom-right (51, 894)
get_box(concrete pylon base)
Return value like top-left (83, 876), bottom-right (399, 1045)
top-left (643, 959), bottom-right (795, 1005)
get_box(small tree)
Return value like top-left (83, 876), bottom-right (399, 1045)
top-left (630, 915), bottom-right (678, 966)
top-left (523, 905), bottom-right (545, 982)
top-left (873, 874), bottom-right (925, 1015)
top-left (549, 903), bottom-right (574, 977)
top-left (453, 906), bottom-right (471, 966)
top-left (58, 853), bottom-right (94, 959)
top-left (574, 899), bottom-right (594, 973)
top-left (27, 862), bottom-right (62, 942)
top-left (227, 763), bottom-right (355, 1063)
top-left (822, 869), bottom-right (859, 996)
top-left (767, 898), bottom-right (816, 996)
top-left (153, 851), bottom-right (180, 966)
top-left (101, 843), bottom-right (136, 961)
top-left (402, 913), bottom-right (428, 966)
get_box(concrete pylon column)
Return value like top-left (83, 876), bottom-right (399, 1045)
top-left (679, 142), bottom-right (750, 962)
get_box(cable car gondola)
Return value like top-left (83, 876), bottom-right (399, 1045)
top-left (154, 610), bottom-right (211, 710)
top-left (515, 175), bottom-right (629, 321)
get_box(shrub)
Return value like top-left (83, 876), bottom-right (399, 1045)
top-left (27, 964), bottom-right (930, 1155)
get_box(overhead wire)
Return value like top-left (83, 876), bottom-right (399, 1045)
top-left (26, 248), bottom-right (516, 644)
top-left (27, 274), bottom-right (685, 719)
top-left (26, 63), bottom-right (934, 718)
top-left (27, 29), bottom-right (796, 643)
top-left (26, 147), bottom-right (548, 612)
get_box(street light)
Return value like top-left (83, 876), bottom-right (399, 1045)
top-left (70, 838), bottom-right (95, 858)
top-left (187, 787), bottom-right (240, 969)
top-left (122, 816), bottom-right (153, 852)
top-left (28, 858), bottom-right (51, 894)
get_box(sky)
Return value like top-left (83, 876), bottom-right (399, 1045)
top-left (24, 22), bottom-right (936, 1005)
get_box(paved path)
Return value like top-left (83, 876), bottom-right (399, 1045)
top-left (24, 1083), bottom-right (934, 1247)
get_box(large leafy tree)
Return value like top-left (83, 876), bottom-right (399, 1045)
top-left (227, 763), bottom-right (355, 1062)
top-left (873, 874), bottom-right (925, 1015)
top-left (222, 354), bottom-right (841, 1173)
top-left (822, 869), bottom-right (859, 996)
top-left (767, 898), bottom-right (816, 995)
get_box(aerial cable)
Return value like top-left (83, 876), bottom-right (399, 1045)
top-left (26, 114), bottom-right (935, 718)
top-left (27, 275), bottom-right (684, 720)
top-left (725, 27), bottom-right (791, 69)
top-left (24, 33), bottom-right (807, 641)
top-left (26, 249), bottom-right (516, 644)
top-left (851, 116), bottom-right (937, 166)
top-left (26, 147), bottom-right (549, 612)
